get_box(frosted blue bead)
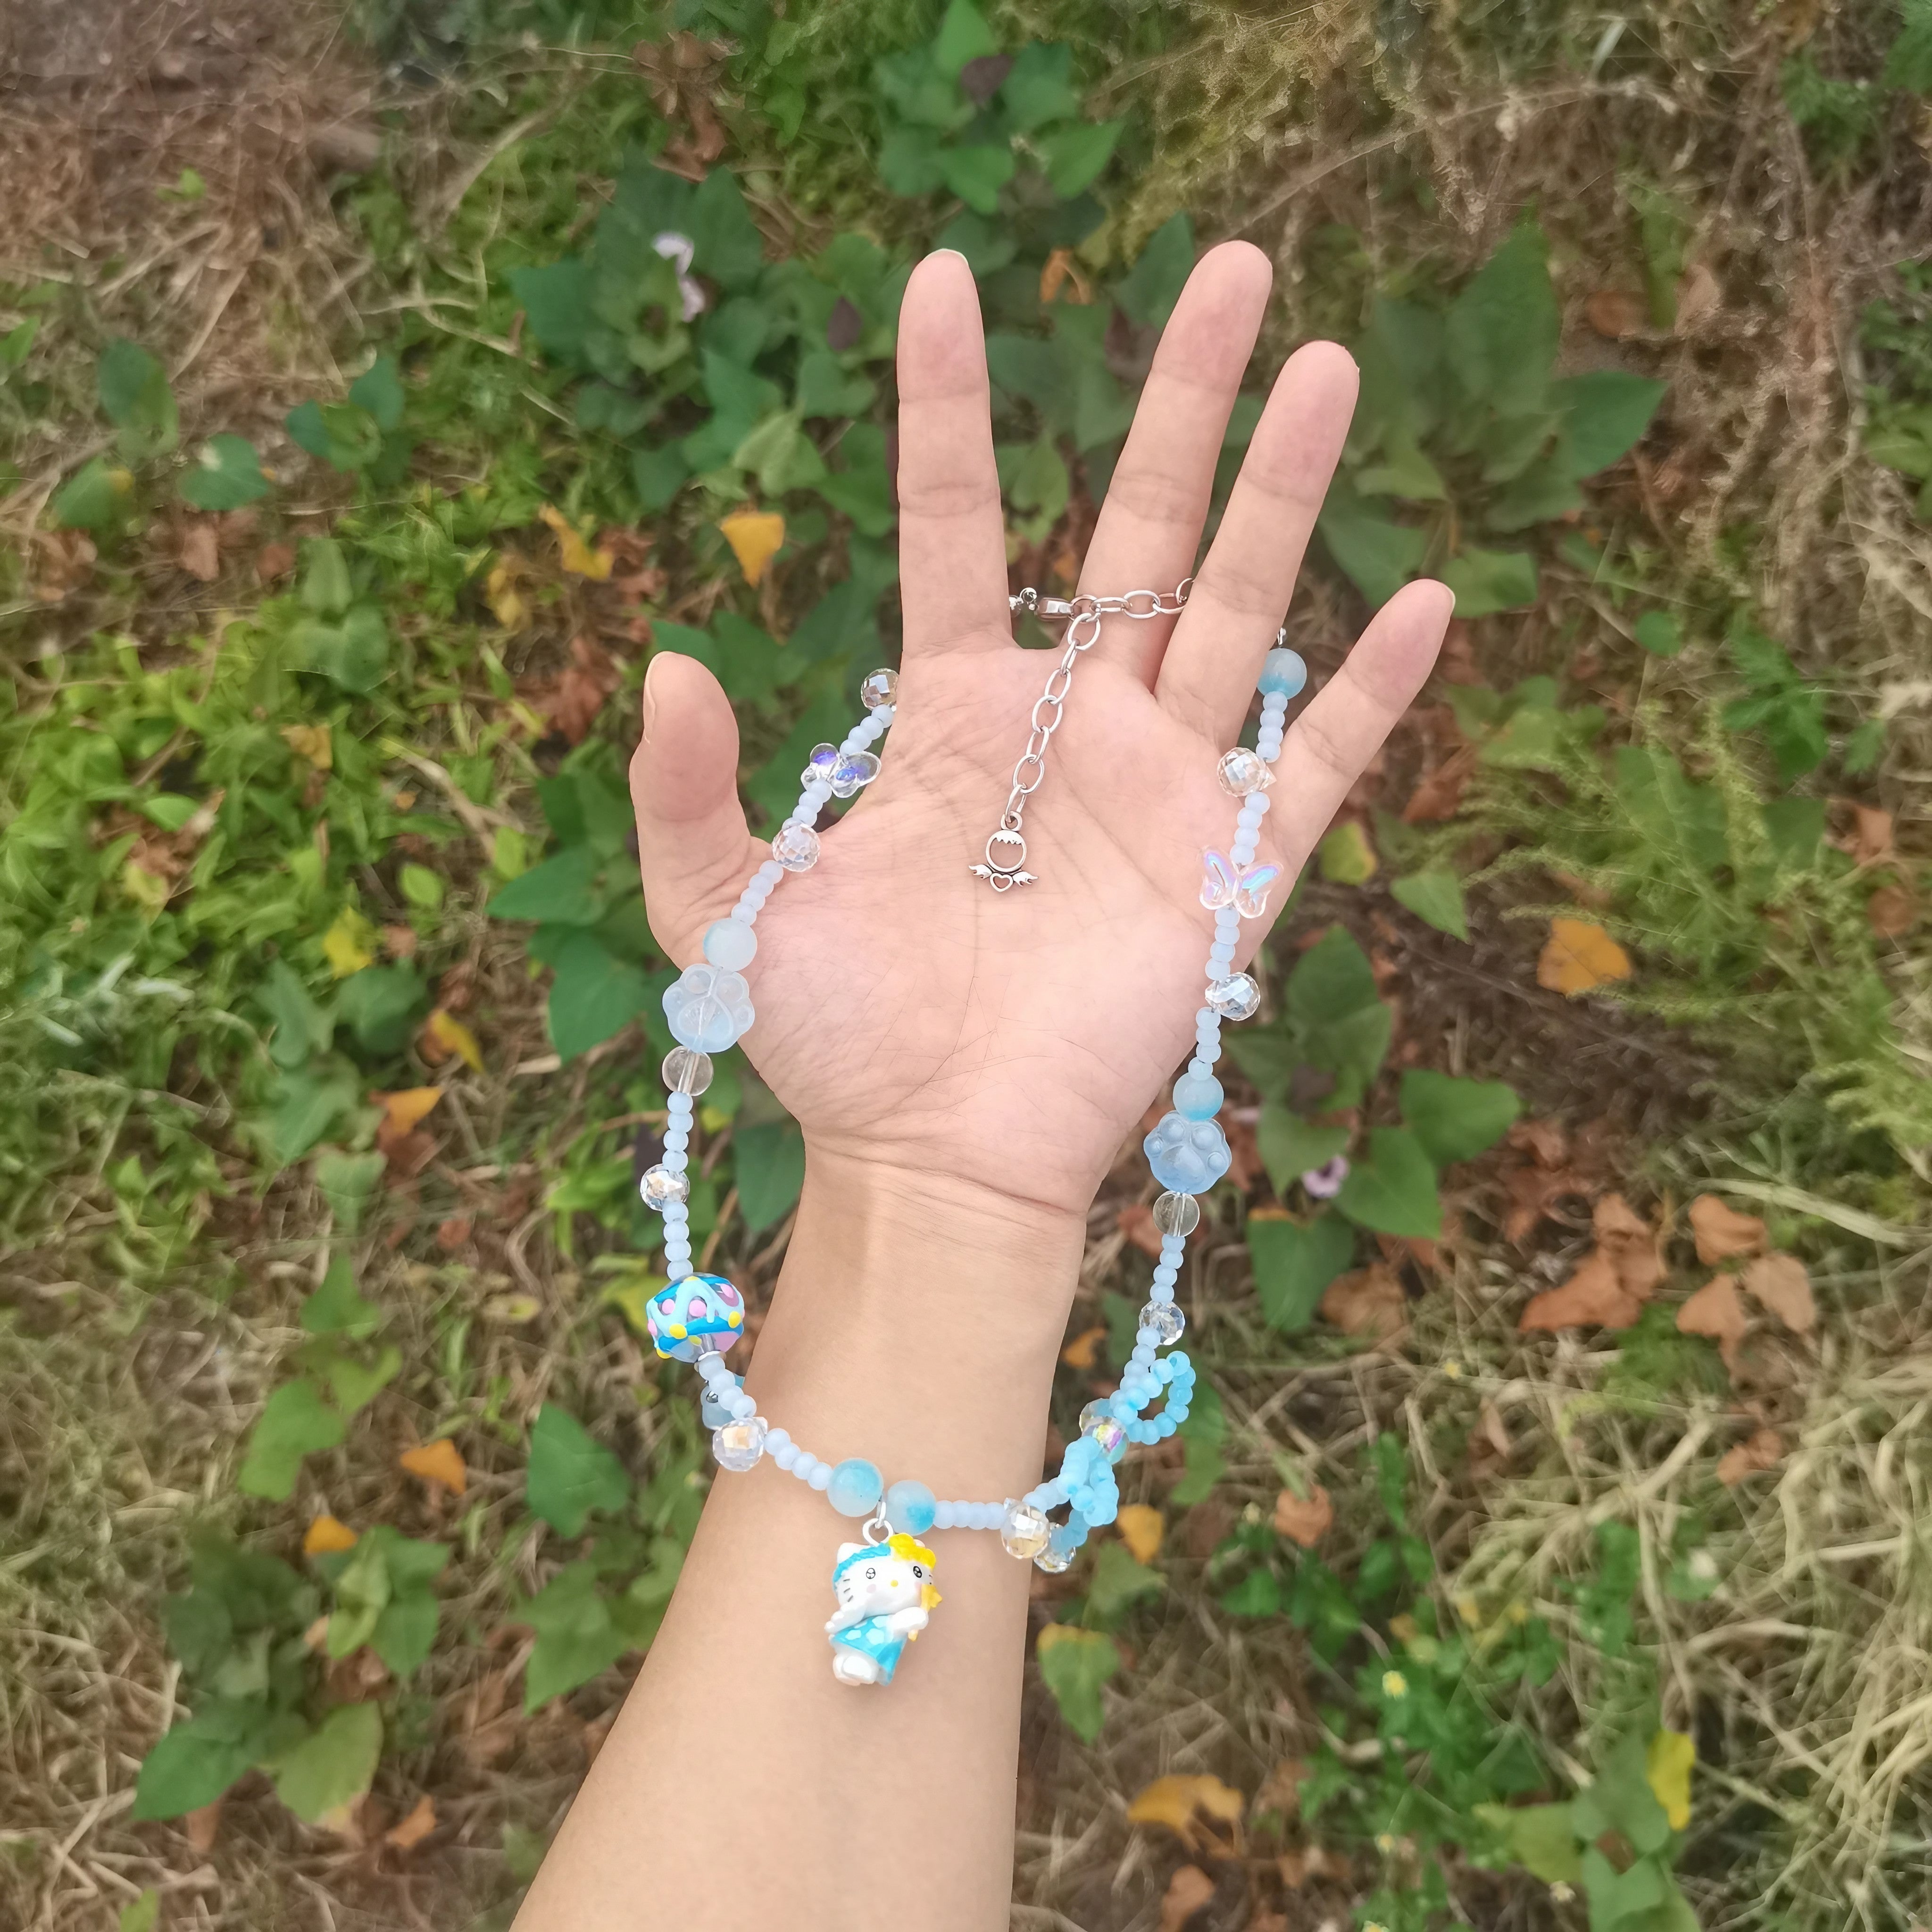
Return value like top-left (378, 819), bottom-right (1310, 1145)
top-left (1172, 1071), bottom-right (1223, 1120)
top-left (1144, 1110), bottom-right (1232, 1193)
top-left (1258, 647), bottom-right (1307, 697)
top-left (883, 1478), bottom-right (936, 1535)
top-left (827, 1457), bottom-right (883, 1517)
top-left (702, 918), bottom-right (757, 971)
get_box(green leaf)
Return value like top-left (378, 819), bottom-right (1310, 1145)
top-left (99, 339), bottom-right (178, 458)
top-left (521, 1561), bottom-right (628, 1709)
top-left (795, 350), bottom-right (876, 420)
top-left (1633, 609), bottom-right (1684, 658)
top-left (733, 409), bottom-right (827, 495)
top-left (1037, 119), bottom-right (1124, 198)
top-left (319, 1341), bottom-right (401, 1417)
top-left (1390, 868), bottom-right (1469, 940)
top-left (1334, 1127), bottom-right (1442, 1238)
top-left (510, 259), bottom-right (592, 362)
top-left (302, 1256), bottom-right (383, 1340)
top-left (1553, 370), bottom-right (1666, 476)
top-left (1317, 487), bottom-right (1428, 607)
top-left (1886, 0), bottom-right (1932, 89)
top-left (489, 844), bottom-right (608, 926)
top-left (938, 143), bottom-right (1017, 215)
top-left (285, 398), bottom-right (383, 471)
top-left (733, 1119), bottom-right (806, 1233)
top-left (1256, 1107), bottom-right (1350, 1196)
top-left (270, 1702), bottom-right (383, 1824)
top-left (1248, 1212), bottom-right (1355, 1332)
top-left (1581, 1847), bottom-right (1665, 1928)
top-left (260, 959), bottom-right (332, 1070)
top-left (547, 931), bottom-right (652, 1061)
top-left (295, 605), bottom-right (390, 693)
top-left (237, 1378), bottom-right (345, 1500)
top-left (878, 125), bottom-right (947, 198)
top-left (1763, 795), bottom-right (1826, 867)
top-left (1083, 1543), bottom-right (1164, 1625)
top-left (818, 423), bottom-right (897, 536)
top-left (1446, 223), bottom-right (1558, 415)
top-left (132, 1703), bottom-right (266, 1820)
top-left (1318, 820), bottom-right (1377, 884)
top-left (631, 441), bottom-right (690, 511)
top-left (1285, 925), bottom-right (1381, 1025)
top-left (50, 456), bottom-right (133, 532)
top-left (686, 169), bottom-right (767, 292)
top-left (181, 434), bottom-right (269, 510)
top-left (1220, 1567), bottom-right (1283, 1617)
top-left (335, 963), bottom-right (426, 1054)
top-left (1441, 546), bottom-right (1538, 617)
top-left (1171, 1379), bottom-right (1225, 1505)
top-left (1035, 1626), bottom-right (1119, 1742)
top-left (1473, 1801), bottom-right (1583, 1883)
top-left (314, 1150), bottom-right (386, 1236)
top-left (1000, 42), bottom-right (1081, 129)
top-left (299, 537), bottom-right (354, 616)
top-left (1399, 1070), bottom-right (1519, 1166)
top-left (933, 0), bottom-right (999, 75)
top-left (348, 355), bottom-right (405, 432)
top-left (268, 1064), bottom-right (361, 1165)
top-left (119, 1890), bottom-right (161, 1932)
top-left (526, 1405), bottom-right (631, 1537)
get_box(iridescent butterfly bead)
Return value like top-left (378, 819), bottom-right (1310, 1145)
top-left (1200, 848), bottom-right (1282, 919)
top-left (800, 742), bottom-right (882, 799)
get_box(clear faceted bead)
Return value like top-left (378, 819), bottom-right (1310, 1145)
top-left (1080, 1408), bottom-right (1128, 1463)
top-left (1206, 972), bottom-right (1261, 1020)
top-left (1033, 1545), bottom-right (1073, 1574)
top-left (771, 823), bottom-right (821, 872)
top-left (663, 1047), bottom-right (714, 1096)
top-left (860, 667), bottom-right (898, 710)
top-left (1216, 747), bottom-right (1274, 797)
top-left (999, 1498), bottom-right (1052, 1560)
top-left (639, 1164), bottom-right (689, 1211)
top-left (1141, 1300), bottom-right (1186, 1345)
top-left (1152, 1190), bottom-right (1200, 1236)
top-left (711, 1417), bottom-right (767, 1473)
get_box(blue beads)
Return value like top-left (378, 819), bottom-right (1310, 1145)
top-left (883, 1478), bottom-right (936, 1535)
top-left (1144, 1110), bottom-right (1232, 1193)
top-left (1257, 646), bottom-right (1307, 697)
top-left (1171, 1070), bottom-right (1224, 1120)
top-left (663, 963), bottom-right (753, 1054)
top-left (702, 917), bottom-right (757, 971)
top-left (826, 1457), bottom-right (884, 1517)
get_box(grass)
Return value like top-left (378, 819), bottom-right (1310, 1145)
top-left (1, 0), bottom-right (1930, 1928)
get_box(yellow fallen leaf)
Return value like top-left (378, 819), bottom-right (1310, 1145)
top-left (1126, 1773), bottom-right (1246, 1854)
top-left (1537, 916), bottom-right (1632, 995)
top-left (303, 1515), bottom-right (358, 1556)
top-left (1059, 1324), bottom-right (1106, 1371)
top-left (385, 1793), bottom-right (438, 1851)
top-left (1116, 1504), bottom-right (1164, 1565)
top-left (376, 1087), bottom-right (444, 1140)
top-left (485, 557), bottom-right (532, 630)
top-left (281, 723), bottom-right (333, 771)
top-left (323, 907), bottom-right (378, 977)
top-left (423, 1007), bottom-right (483, 1073)
top-left (400, 1438), bottom-right (467, 1495)
top-left (719, 508), bottom-right (785, 586)
top-left (1646, 1728), bottom-right (1695, 1830)
top-left (538, 504), bottom-right (613, 580)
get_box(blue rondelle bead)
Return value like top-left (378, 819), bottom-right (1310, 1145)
top-left (1258, 646), bottom-right (1308, 697)
top-left (826, 1457), bottom-right (883, 1517)
top-left (883, 1477), bottom-right (937, 1535)
top-left (1172, 1070), bottom-right (1224, 1121)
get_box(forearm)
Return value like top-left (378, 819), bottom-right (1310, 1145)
top-left (514, 1148), bottom-right (1083, 1932)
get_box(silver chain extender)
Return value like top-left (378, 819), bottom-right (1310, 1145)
top-left (969, 579), bottom-right (1193, 891)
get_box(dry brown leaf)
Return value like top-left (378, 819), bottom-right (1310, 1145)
top-left (1126, 1774), bottom-right (1246, 1854)
top-left (524, 634), bottom-right (622, 747)
top-left (1254, 1758), bottom-right (1310, 1820)
top-left (1401, 743), bottom-right (1477, 823)
top-left (1586, 289), bottom-right (1649, 339)
top-left (1595, 1193), bottom-right (1664, 1299)
top-left (1743, 1252), bottom-right (1815, 1334)
top-left (1676, 1275), bottom-right (1747, 1368)
top-left (1272, 1484), bottom-right (1334, 1548)
top-left (1846, 804), bottom-right (1895, 867)
top-left (1247, 1913), bottom-right (1289, 1932)
top-left (179, 520), bottom-right (221, 582)
top-left (383, 924), bottom-right (418, 960)
top-left (1278, 1844), bottom-right (1349, 1887)
top-left (1538, 917), bottom-right (1632, 995)
top-left (1509, 1117), bottom-right (1569, 1167)
top-left (1518, 1248), bottom-right (1642, 1332)
top-left (375, 1088), bottom-right (444, 1158)
top-left (256, 540), bottom-right (296, 583)
top-left (435, 1215), bottom-right (473, 1252)
top-left (1116, 1504), bottom-right (1164, 1564)
top-left (1867, 883), bottom-right (1916, 938)
top-left (303, 1514), bottom-right (358, 1556)
top-left (1158, 1865), bottom-right (1216, 1932)
top-left (1472, 1398), bottom-right (1512, 1463)
top-left (1060, 1325), bottom-right (1106, 1371)
top-left (384, 1794), bottom-right (437, 1851)
top-left (1319, 1265), bottom-right (1407, 1342)
top-left (1674, 261), bottom-right (1722, 333)
top-left (1689, 1194), bottom-right (1767, 1265)
top-left (399, 1438), bottom-right (467, 1495)
top-left (185, 1799), bottom-right (223, 1853)
top-left (1038, 247), bottom-right (1091, 305)
top-left (1117, 1200), bottom-right (1163, 1258)
top-left (1717, 1427), bottom-right (1783, 1487)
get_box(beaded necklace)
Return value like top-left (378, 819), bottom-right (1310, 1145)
top-left (638, 583), bottom-right (1307, 1687)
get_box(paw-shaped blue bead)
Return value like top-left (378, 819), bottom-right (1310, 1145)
top-left (663, 963), bottom-right (753, 1054)
top-left (1143, 1109), bottom-right (1232, 1194)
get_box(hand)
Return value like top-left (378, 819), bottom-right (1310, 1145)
top-left (631, 244), bottom-right (1450, 1238)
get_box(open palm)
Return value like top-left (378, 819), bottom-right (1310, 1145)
top-left (630, 245), bottom-right (1451, 1225)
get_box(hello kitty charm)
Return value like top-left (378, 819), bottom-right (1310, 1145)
top-left (824, 1531), bottom-right (941, 1686)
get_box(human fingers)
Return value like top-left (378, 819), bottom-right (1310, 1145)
top-left (629, 650), bottom-right (758, 961)
top-left (895, 250), bottom-right (1012, 658)
top-left (1155, 340), bottom-right (1358, 742)
top-left (1075, 242), bottom-right (1273, 685)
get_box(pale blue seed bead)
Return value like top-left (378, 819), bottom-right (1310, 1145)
top-left (764, 1426), bottom-right (791, 1453)
top-left (1258, 647), bottom-right (1307, 697)
top-left (1173, 1070), bottom-right (1223, 1119)
top-left (1161, 1232), bottom-right (1186, 1255)
top-left (1156, 1414), bottom-right (1178, 1438)
top-left (774, 1442), bottom-right (801, 1471)
top-left (703, 919), bottom-right (757, 971)
top-left (808, 1464), bottom-right (833, 1493)
top-left (793, 1456), bottom-right (817, 1482)
top-left (885, 1479), bottom-right (936, 1534)
top-left (933, 1501), bottom-right (955, 1529)
top-left (662, 1151), bottom-right (689, 1175)
top-left (827, 1457), bottom-right (884, 1517)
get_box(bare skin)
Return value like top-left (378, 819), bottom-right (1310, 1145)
top-left (512, 242), bottom-right (1451, 1932)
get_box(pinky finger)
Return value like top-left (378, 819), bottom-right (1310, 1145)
top-left (1266, 580), bottom-right (1455, 866)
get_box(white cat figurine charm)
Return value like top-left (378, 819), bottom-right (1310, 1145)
top-left (824, 1533), bottom-right (941, 1686)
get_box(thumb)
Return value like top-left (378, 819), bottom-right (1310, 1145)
top-left (629, 650), bottom-right (758, 960)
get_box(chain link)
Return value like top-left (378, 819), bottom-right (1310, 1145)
top-left (987, 578), bottom-right (1193, 848)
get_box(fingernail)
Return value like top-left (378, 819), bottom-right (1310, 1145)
top-left (641, 651), bottom-right (664, 743)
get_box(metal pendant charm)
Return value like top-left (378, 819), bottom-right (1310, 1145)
top-left (974, 580), bottom-right (1191, 891)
